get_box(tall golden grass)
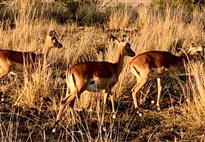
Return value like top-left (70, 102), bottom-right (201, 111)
top-left (1, 0), bottom-right (205, 141)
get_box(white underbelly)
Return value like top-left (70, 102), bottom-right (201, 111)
top-left (151, 67), bottom-right (167, 78)
top-left (86, 84), bottom-right (104, 92)
top-left (86, 79), bottom-right (106, 92)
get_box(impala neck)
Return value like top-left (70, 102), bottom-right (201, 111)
top-left (41, 45), bottom-right (52, 59)
top-left (114, 50), bottom-right (125, 75)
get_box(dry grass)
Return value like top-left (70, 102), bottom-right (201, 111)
top-left (1, 1), bottom-right (205, 141)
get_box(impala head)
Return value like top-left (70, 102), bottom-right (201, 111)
top-left (110, 34), bottom-right (135, 57)
top-left (45, 30), bottom-right (63, 49)
top-left (187, 43), bottom-right (205, 55)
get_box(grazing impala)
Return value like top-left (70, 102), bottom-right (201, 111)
top-left (52, 35), bottom-right (135, 132)
top-left (129, 44), bottom-right (205, 111)
top-left (0, 30), bottom-right (63, 79)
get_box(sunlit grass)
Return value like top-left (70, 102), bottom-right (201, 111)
top-left (1, 0), bottom-right (205, 141)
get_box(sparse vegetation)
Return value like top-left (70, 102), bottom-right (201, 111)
top-left (1, 0), bottom-right (205, 141)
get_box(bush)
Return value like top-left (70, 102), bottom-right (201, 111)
top-left (151, 0), bottom-right (205, 6)
top-left (76, 2), bottom-right (107, 26)
top-left (50, 0), bottom-right (108, 25)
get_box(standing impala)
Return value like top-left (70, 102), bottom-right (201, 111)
top-left (52, 35), bottom-right (135, 132)
top-left (0, 30), bottom-right (63, 79)
top-left (129, 45), bottom-right (204, 111)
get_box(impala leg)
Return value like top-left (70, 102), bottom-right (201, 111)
top-left (132, 77), bottom-right (148, 109)
top-left (131, 76), bottom-right (141, 109)
top-left (52, 91), bottom-right (77, 133)
top-left (101, 93), bottom-right (108, 127)
top-left (109, 94), bottom-right (116, 119)
top-left (156, 77), bottom-right (162, 111)
top-left (131, 84), bottom-right (139, 109)
top-left (131, 78), bottom-right (148, 117)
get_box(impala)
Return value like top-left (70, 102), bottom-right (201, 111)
top-left (129, 45), bottom-right (204, 111)
top-left (52, 35), bottom-right (135, 132)
top-left (0, 30), bottom-right (63, 79)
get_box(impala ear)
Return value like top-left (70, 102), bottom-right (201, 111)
top-left (110, 34), bottom-right (120, 44)
top-left (49, 30), bottom-right (58, 38)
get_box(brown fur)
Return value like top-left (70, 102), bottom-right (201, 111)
top-left (52, 35), bottom-right (135, 132)
top-left (129, 46), bottom-right (204, 111)
top-left (0, 30), bottom-right (63, 79)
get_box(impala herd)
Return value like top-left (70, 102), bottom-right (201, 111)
top-left (0, 30), bottom-right (204, 132)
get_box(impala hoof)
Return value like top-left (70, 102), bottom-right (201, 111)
top-left (52, 128), bottom-right (56, 133)
top-left (102, 126), bottom-right (106, 132)
top-left (1, 97), bottom-right (4, 102)
top-left (157, 106), bottom-right (161, 111)
top-left (0, 92), bottom-right (4, 102)
top-left (151, 100), bottom-right (155, 104)
top-left (14, 102), bottom-right (18, 107)
top-left (112, 113), bottom-right (116, 119)
top-left (136, 110), bottom-right (143, 117)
